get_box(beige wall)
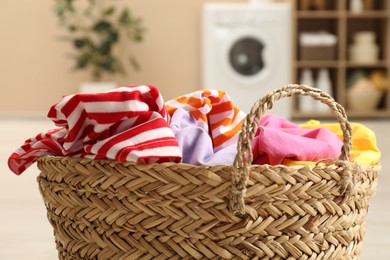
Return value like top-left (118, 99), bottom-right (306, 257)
top-left (0, 0), bottom-right (248, 114)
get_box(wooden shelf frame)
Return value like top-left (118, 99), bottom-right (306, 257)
top-left (292, 0), bottom-right (390, 119)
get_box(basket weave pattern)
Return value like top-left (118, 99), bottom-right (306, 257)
top-left (37, 85), bottom-right (380, 259)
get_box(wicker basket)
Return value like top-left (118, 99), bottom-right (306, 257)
top-left (37, 85), bottom-right (380, 260)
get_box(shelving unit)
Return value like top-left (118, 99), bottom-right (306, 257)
top-left (292, 0), bottom-right (390, 119)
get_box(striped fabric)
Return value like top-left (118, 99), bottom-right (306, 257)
top-left (165, 89), bottom-right (246, 152)
top-left (8, 85), bottom-right (182, 175)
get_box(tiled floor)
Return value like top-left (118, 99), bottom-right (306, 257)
top-left (0, 118), bottom-right (389, 259)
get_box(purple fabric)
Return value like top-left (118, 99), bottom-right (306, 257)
top-left (169, 108), bottom-right (238, 165)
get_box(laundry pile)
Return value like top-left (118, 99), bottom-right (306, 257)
top-left (8, 85), bottom-right (380, 175)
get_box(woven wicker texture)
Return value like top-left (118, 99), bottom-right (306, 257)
top-left (37, 85), bottom-right (380, 259)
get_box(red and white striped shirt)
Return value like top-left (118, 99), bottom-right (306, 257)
top-left (8, 85), bottom-right (182, 175)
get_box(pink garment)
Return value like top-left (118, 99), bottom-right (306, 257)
top-left (252, 114), bottom-right (344, 165)
top-left (8, 85), bottom-right (182, 175)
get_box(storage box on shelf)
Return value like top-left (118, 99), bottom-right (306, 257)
top-left (292, 0), bottom-right (390, 119)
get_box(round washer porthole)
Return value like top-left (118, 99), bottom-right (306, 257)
top-left (219, 29), bottom-right (275, 85)
top-left (229, 37), bottom-right (265, 77)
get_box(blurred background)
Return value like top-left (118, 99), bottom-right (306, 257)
top-left (0, 0), bottom-right (247, 115)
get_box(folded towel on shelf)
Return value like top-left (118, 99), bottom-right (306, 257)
top-left (252, 114), bottom-right (344, 165)
top-left (8, 85), bottom-right (182, 175)
top-left (166, 89), bottom-right (246, 165)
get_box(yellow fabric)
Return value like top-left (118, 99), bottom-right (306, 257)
top-left (282, 120), bottom-right (380, 166)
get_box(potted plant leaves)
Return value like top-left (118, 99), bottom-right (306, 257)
top-left (54, 0), bottom-right (145, 92)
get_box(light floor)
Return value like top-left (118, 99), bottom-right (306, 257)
top-left (0, 118), bottom-right (389, 260)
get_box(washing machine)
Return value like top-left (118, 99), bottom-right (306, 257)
top-left (202, 2), bottom-right (292, 117)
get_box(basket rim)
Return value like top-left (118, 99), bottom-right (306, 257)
top-left (37, 155), bottom-right (381, 171)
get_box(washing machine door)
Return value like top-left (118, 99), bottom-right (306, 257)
top-left (221, 28), bottom-right (275, 85)
top-left (230, 37), bottom-right (265, 76)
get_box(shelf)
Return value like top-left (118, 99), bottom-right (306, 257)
top-left (345, 109), bottom-right (390, 118)
top-left (297, 60), bottom-right (390, 68)
top-left (296, 60), bottom-right (340, 68)
top-left (296, 11), bottom-right (339, 19)
top-left (346, 60), bottom-right (389, 68)
top-left (346, 11), bottom-right (389, 18)
top-left (292, 109), bottom-right (390, 120)
top-left (298, 60), bottom-right (389, 68)
top-left (292, 0), bottom-right (390, 120)
top-left (297, 11), bottom-right (389, 19)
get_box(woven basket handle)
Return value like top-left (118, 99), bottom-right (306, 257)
top-left (229, 84), bottom-right (352, 215)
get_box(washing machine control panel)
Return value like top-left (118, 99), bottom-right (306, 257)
top-left (215, 10), bottom-right (285, 26)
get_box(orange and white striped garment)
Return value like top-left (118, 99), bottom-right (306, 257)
top-left (165, 89), bottom-right (246, 153)
top-left (8, 85), bottom-right (182, 175)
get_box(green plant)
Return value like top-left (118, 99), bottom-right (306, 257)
top-left (54, 0), bottom-right (145, 81)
